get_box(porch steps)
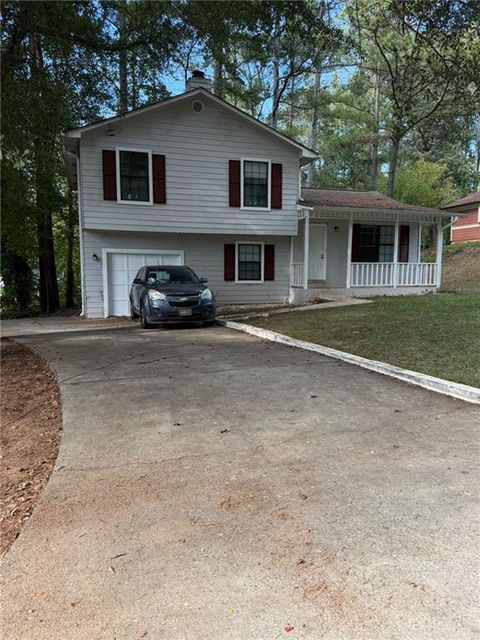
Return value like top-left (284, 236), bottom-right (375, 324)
top-left (308, 279), bottom-right (327, 289)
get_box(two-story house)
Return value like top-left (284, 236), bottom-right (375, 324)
top-left (63, 72), bottom-right (455, 318)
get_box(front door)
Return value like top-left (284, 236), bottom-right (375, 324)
top-left (308, 224), bottom-right (327, 280)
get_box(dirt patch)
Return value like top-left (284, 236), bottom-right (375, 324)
top-left (441, 245), bottom-right (480, 293)
top-left (0, 338), bottom-right (62, 556)
top-left (219, 492), bottom-right (257, 513)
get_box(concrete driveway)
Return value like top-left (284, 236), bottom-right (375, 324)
top-left (1, 318), bottom-right (479, 639)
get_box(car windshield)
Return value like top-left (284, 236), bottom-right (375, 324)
top-left (144, 266), bottom-right (200, 285)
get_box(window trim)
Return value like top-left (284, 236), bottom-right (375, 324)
top-left (240, 157), bottom-right (271, 211)
top-left (235, 241), bottom-right (264, 283)
top-left (115, 147), bottom-right (153, 205)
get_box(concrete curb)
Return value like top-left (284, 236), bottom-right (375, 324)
top-left (218, 319), bottom-right (480, 405)
top-left (219, 298), bottom-right (372, 322)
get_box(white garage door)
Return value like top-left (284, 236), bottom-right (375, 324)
top-left (107, 251), bottom-right (183, 316)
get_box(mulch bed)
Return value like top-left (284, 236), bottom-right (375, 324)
top-left (0, 338), bottom-right (62, 557)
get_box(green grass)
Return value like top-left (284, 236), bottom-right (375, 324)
top-left (249, 293), bottom-right (480, 388)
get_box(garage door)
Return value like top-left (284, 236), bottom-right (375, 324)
top-left (107, 251), bottom-right (183, 316)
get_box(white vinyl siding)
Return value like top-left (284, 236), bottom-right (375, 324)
top-left (83, 230), bottom-right (290, 317)
top-left (79, 98), bottom-right (300, 236)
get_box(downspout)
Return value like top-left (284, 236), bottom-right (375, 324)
top-left (64, 147), bottom-right (85, 317)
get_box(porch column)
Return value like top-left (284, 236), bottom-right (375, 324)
top-left (393, 214), bottom-right (400, 287)
top-left (346, 215), bottom-right (353, 288)
top-left (289, 235), bottom-right (294, 286)
top-left (303, 212), bottom-right (310, 289)
top-left (435, 219), bottom-right (443, 287)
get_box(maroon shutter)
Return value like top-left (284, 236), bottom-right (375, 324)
top-left (264, 244), bottom-right (275, 280)
top-left (102, 150), bottom-right (117, 200)
top-left (224, 244), bottom-right (236, 281)
top-left (352, 224), bottom-right (361, 262)
top-left (271, 163), bottom-right (282, 209)
top-left (229, 160), bottom-right (241, 207)
top-left (152, 154), bottom-right (166, 204)
top-left (398, 225), bottom-right (410, 262)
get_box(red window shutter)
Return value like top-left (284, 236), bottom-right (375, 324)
top-left (102, 150), bottom-right (117, 200)
top-left (271, 163), bottom-right (282, 209)
top-left (264, 244), bottom-right (275, 280)
top-left (351, 224), bottom-right (361, 262)
top-left (229, 160), bottom-right (241, 207)
top-left (398, 225), bottom-right (410, 262)
top-left (152, 154), bottom-right (166, 203)
top-left (224, 244), bottom-right (236, 281)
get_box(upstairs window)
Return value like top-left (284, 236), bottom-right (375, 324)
top-left (242, 160), bottom-right (270, 209)
top-left (236, 243), bottom-right (263, 282)
top-left (118, 149), bottom-right (152, 203)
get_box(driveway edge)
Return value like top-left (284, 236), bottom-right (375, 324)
top-left (218, 319), bottom-right (480, 405)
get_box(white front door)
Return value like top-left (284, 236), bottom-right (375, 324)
top-left (308, 224), bottom-right (327, 280)
top-left (106, 250), bottom-right (183, 317)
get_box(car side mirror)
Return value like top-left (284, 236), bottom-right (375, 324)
top-left (200, 277), bottom-right (208, 283)
top-left (133, 278), bottom-right (144, 285)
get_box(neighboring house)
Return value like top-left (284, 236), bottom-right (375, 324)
top-left (63, 71), bottom-right (455, 318)
top-left (442, 191), bottom-right (480, 243)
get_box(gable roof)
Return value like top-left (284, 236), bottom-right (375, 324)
top-left (442, 191), bottom-right (480, 211)
top-left (300, 188), bottom-right (456, 217)
top-left (63, 88), bottom-right (317, 164)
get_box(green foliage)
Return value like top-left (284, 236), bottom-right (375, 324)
top-left (378, 160), bottom-right (457, 208)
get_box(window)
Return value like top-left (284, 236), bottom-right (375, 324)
top-left (378, 226), bottom-right (395, 261)
top-left (237, 243), bottom-right (263, 281)
top-left (118, 149), bottom-right (151, 203)
top-left (145, 266), bottom-right (199, 284)
top-left (358, 225), bottom-right (395, 262)
top-left (242, 160), bottom-right (270, 209)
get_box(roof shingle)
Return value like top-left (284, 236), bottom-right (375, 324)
top-left (301, 188), bottom-right (442, 213)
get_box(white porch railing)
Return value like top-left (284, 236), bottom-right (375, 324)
top-left (350, 262), bottom-right (437, 287)
top-left (290, 262), bottom-right (304, 287)
top-left (396, 262), bottom-right (437, 286)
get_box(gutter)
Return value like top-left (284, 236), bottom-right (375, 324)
top-left (301, 205), bottom-right (459, 218)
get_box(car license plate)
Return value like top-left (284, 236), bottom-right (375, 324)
top-left (178, 308), bottom-right (192, 317)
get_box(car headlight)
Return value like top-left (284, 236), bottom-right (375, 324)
top-left (148, 290), bottom-right (166, 301)
top-left (200, 288), bottom-right (213, 300)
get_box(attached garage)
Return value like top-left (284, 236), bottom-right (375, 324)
top-left (103, 249), bottom-right (184, 316)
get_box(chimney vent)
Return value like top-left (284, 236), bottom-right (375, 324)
top-left (186, 70), bottom-right (212, 92)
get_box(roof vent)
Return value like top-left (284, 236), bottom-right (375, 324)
top-left (191, 99), bottom-right (205, 113)
top-left (186, 70), bottom-right (212, 93)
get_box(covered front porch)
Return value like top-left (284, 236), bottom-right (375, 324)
top-left (290, 189), bottom-right (455, 300)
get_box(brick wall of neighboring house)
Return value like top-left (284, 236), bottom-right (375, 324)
top-left (451, 206), bottom-right (480, 243)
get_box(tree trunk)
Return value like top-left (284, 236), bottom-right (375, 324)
top-left (306, 68), bottom-right (321, 188)
top-left (213, 59), bottom-right (223, 98)
top-left (289, 75), bottom-right (295, 130)
top-left (118, 9), bottom-right (128, 113)
top-left (387, 135), bottom-right (401, 197)
top-left (65, 186), bottom-right (75, 308)
top-left (369, 66), bottom-right (381, 190)
top-left (31, 34), bottom-right (59, 313)
top-left (271, 57), bottom-right (280, 128)
top-left (475, 112), bottom-right (480, 179)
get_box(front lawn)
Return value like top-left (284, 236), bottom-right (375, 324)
top-left (248, 293), bottom-right (480, 388)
